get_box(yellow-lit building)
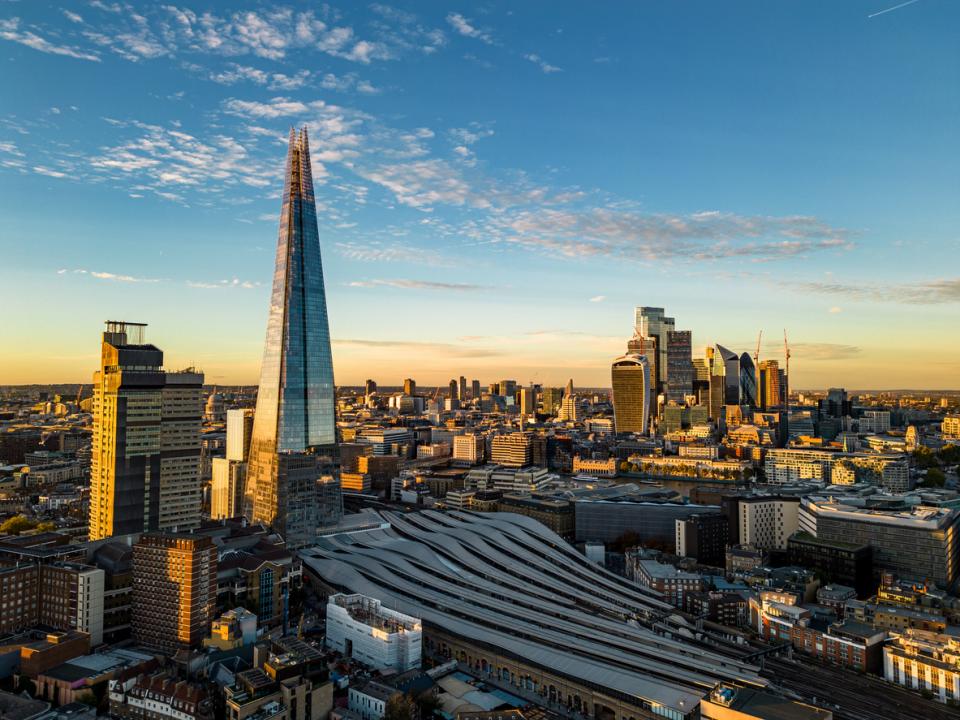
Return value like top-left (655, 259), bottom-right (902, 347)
top-left (89, 321), bottom-right (203, 541)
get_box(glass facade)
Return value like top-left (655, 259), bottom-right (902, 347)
top-left (247, 128), bottom-right (336, 546)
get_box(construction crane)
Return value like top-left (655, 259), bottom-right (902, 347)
top-left (783, 329), bottom-right (791, 413)
top-left (75, 384), bottom-right (84, 406)
top-left (753, 331), bottom-right (763, 366)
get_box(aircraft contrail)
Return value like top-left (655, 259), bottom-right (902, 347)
top-left (868, 0), bottom-right (921, 18)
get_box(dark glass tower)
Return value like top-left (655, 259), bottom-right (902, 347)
top-left (247, 127), bottom-right (337, 547)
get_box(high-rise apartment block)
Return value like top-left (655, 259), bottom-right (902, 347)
top-left (247, 128), bottom-right (337, 549)
top-left (89, 321), bottom-right (203, 541)
top-left (611, 353), bottom-right (650, 435)
top-left (132, 533), bottom-right (217, 655)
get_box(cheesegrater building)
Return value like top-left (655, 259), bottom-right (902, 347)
top-left (246, 127), bottom-right (338, 548)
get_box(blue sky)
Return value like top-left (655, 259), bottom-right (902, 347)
top-left (1, 1), bottom-right (958, 388)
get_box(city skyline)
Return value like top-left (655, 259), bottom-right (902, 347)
top-left (2, 1), bottom-right (959, 389)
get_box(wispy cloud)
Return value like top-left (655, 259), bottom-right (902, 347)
top-left (589, 295), bottom-right (606, 303)
top-left (446, 13), bottom-right (493, 45)
top-left (334, 337), bottom-right (502, 358)
top-left (335, 241), bottom-right (447, 266)
top-left (187, 278), bottom-right (262, 289)
top-left (488, 208), bottom-right (853, 262)
top-left (796, 278), bottom-right (960, 305)
top-left (790, 343), bottom-right (862, 361)
top-left (523, 53), bottom-right (562, 73)
top-left (0, 17), bottom-right (101, 61)
top-left (58, 268), bottom-right (160, 283)
top-left (33, 166), bottom-right (67, 178)
top-left (348, 279), bottom-right (488, 291)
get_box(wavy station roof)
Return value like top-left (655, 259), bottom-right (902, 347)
top-left (301, 510), bottom-right (765, 717)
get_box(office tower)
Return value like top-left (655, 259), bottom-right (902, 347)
top-left (448, 379), bottom-right (458, 399)
top-left (364, 379), bottom-right (377, 397)
top-left (692, 357), bottom-right (710, 405)
top-left (491, 433), bottom-right (533, 467)
top-left (453, 434), bottom-right (485, 464)
top-left (558, 379), bottom-right (578, 422)
top-left (458, 376), bottom-right (467, 402)
top-left (634, 307), bottom-right (675, 394)
top-left (759, 360), bottom-right (781, 409)
top-left (471, 379), bottom-right (480, 400)
top-left (666, 330), bottom-right (693, 403)
top-left (820, 388), bottom-right (850, 418)
top-left (226, 408), bottom-right (254, 462)
top-left (89, 321), bottom-right (204, 541)
top-left (246, 128), bottom-right (336, 549)
top-left (403, 378), bottom-right (416, 396)
top-left (715, 345), bottom-right (740, 404)
top-left (132, 533), bottom-right (217, 655)
top-left (541, 387), bottom-right (564, 417)
top-left (519, 386), bottom-right (536, 416)
top-left (498, 379), bottom-right (517, 398)
top-left (706, 347), bottom-right (725, 421)
top-left (627, 331), bottom-right (657, 392)
top-left (739, 353), bottom-right (757, 409)
top-left (611, 354), bottom-right (651, 435)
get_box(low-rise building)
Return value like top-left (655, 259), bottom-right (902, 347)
top-left (109, 672), bottom-right (213, 720)
top-left (884, 629), bottom-right (960, 703)
top-left (750, 591), bottom-right (886, 673)
top-left (628, 558), bottom-right (705, 608)
top-left (325, 594), bottom-right (422, 672)
top-left (348, 681), bottom-right (399, 720)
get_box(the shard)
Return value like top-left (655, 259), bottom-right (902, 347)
top-left (246, 127), bottom-right (337, 548)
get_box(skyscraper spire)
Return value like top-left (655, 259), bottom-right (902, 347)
top-left (245, 126), bottom-right (337, 547)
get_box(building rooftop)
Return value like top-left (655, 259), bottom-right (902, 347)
top-left (302, 510), bottom-right (766, 718)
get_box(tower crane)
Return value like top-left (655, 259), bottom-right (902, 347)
top-left (753, 331), bottom-right (763, 366)
top-left (783, 330), bottom-right (791, 413)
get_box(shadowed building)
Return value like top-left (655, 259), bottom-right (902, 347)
top-left (246, 128), bottom-right (338, 549)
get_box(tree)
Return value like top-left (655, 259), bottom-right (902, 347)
top-left (384, 694), bottom-right (417, 720)
top-left (414, 692), bottom-right (441, 720)
top-left (912, 447), bottom-right (938, 470)
top-left (921, 468), bottom-right (946, 488)
top-left (619, 461), bottom-right (631, 474)
top-left (36, 521), bottom-right (57, 532)
top-left (0, 515), bottom-right (36, 535)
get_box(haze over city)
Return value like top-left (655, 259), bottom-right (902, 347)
top-left (2, 1), bottom-right (958, 388)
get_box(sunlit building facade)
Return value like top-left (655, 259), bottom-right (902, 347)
top-left (89, 321), bottom-right (203, 540)
top-left (611, 353), bottom-right (651, 435)
top-left (246, 127), bottom-right (337, 548)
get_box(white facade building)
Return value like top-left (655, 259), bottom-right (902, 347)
top-left (326, 593), bottom-right (421, 672)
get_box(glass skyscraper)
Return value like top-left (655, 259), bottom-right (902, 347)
top-left (246, 127), bottom-right (337, 548)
